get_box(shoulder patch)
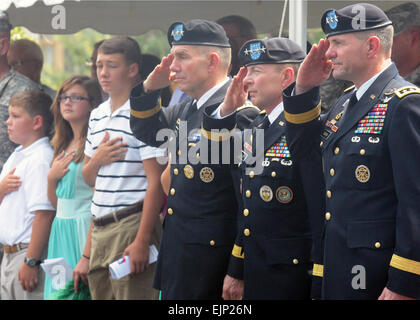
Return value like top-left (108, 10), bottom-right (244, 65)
top-left (344, 85), bottom-right (356, 93)
top-left (394, 86), bottom-right (420, 98)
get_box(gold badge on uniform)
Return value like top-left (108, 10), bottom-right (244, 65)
top-left (355, 165), bottom-right (370, 183)
top-left (259, 185), bottom-right (273, 202)
top-left (275, 186), bottom-right (293, 204)
top-left (184, 165), bottom-right (194, 179)
top-left (200, 167), bottom-right (214, 183)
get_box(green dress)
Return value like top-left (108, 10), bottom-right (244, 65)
top-left (44, 161), bottom-right (93, 300)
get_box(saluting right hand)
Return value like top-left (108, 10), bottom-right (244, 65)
top-left (143, 54), bottom-right (174, 92)
top-left (295, 38), bottom-right (333, 95)
top-left (92, 131), bottom-right (128, 166)
top-left (219, 66), bottom-right (249, 117)
top-left (0, 168), bottom-right (21, 196)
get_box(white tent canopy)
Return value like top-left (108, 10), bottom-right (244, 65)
top-left (3, 0), bottom-right (418, 49)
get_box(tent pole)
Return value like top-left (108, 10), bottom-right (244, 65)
top-left (289, 0), bottom-right (307, 51)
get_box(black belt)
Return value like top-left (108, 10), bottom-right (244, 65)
top-left (93, 201), bottom-right (143, 227)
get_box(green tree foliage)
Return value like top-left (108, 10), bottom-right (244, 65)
top-left (41, 28), bottom-right (170, 91)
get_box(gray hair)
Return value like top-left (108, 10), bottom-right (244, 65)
top-left (353, 25), bottom-right (394, 56)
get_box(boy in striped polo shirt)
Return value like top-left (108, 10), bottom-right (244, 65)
top-left (73, 37), bottom-right (166, 300)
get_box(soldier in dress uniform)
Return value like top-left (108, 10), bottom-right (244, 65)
top-left (283, 3), bottom-right (420, 299)
top-left (205, 37), bottom-right (325, 299)
top-left (385, 2), bottom-right (420, 86)
top-left (129, 19), bottom-right (259, 299)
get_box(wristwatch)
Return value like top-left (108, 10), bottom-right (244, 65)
top-left (24, 257), bottom-right (42, 267)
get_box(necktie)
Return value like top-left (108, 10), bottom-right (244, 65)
top-left (347, 91), bottom-right (358, 110)
top-left (342, 91), bottom-right (358, 122)
top-left (260, 115), bottom-right (270, 130)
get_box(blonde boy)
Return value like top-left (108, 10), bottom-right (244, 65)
top-left (0, 90), bottom-right (55, 300)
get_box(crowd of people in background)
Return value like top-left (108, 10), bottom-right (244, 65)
top-left (0, 1), bottom-right (419, 300)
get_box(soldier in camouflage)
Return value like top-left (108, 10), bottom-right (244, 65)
top-left (0, 11), bottom-right (39, 171)
top-left (385, 2), bottom-right (420, 86)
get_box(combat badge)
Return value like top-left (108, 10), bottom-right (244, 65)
top-left (184, 165), bottom-right (194, 179)
top-left (355, 165), bottom-right (370, 183)
top-left (259, 185), bottom-right (273, 202)
top-left (275, 186), bottom-right (293, 204)
top-left (200, 167), bottom-right (214, 183)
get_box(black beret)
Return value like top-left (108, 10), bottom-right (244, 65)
top-left (238, 37), bottom-right (306, 67)
top-left (321, 3), bottom-right (392, 38)
top-left (167, 19), bottom-right (230, 48)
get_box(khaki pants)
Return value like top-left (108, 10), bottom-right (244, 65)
top-left (0, 248), bottom-right (45, 300)
top-left (88, 210), bottom-right (161, 300)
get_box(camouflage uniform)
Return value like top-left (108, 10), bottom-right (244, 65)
top-left (405, 65), bottom-right (420, 87)
top-left (319, 76), bottom-right (353, 114)
top-left (385, 2), bottom-right (420, 87)
top-left (0, 69), bottom-right (39, 170)
top-left (385, 2), bottom-right (420, 35)
top-left (39, 83), bottom-right (56, 101)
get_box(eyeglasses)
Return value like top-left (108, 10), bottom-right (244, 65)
top-left (58, 95), bottom-right (91, 103)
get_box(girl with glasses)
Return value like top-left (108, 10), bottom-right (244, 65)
top-left (44, 75), bottom-right (102, 299)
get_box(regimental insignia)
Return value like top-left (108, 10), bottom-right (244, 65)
top-left (355, 165), bottom-right (370, 183)
top-left (351, 136), bottom-right (361, 143)
top-left (275, 186), bottom-right (293, 204)
top-left (326, 10), bottom-right (338, 29)
top-left (199, 167), bottom-right (214, 183)
top-left (184, 165), bottom-right (194, 179)
top-left (248, 41), bottom-right (265, 61)
top-left (384, 88), bottom-right (395, 95)
top-left (354, 104), bottom-right (388, 134)
top-left (259, 185), bottom-right (273, 202)
top-left (171, 23), bottom-right (184, 41)
top-left (265, 136), bottom-right (291, 158)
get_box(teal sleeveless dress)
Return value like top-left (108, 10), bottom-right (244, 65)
top-left (44, 161), bottom-right (93, 299)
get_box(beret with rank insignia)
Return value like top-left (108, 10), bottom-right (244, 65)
top-left (321, 3), bottom-right (392, 38)
top-left (239, 37), bottom-right (306, 67)
top-left (167, 19), bottom-right (230, 48)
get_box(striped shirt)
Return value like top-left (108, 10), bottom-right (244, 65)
top-left (85, 98), bottom-right (166, 218)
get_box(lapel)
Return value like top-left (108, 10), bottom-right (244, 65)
top-left (184, 79), bottom-right (232, 123)
top-left (324, 64), bottom-right (398, 149)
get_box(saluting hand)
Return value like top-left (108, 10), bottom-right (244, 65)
top-left (143, 54), bottom-right (174, 92)
top-left (219, 66), bottom-right (249, 117)
top-left (295, 38), bottom-right (332, 95)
